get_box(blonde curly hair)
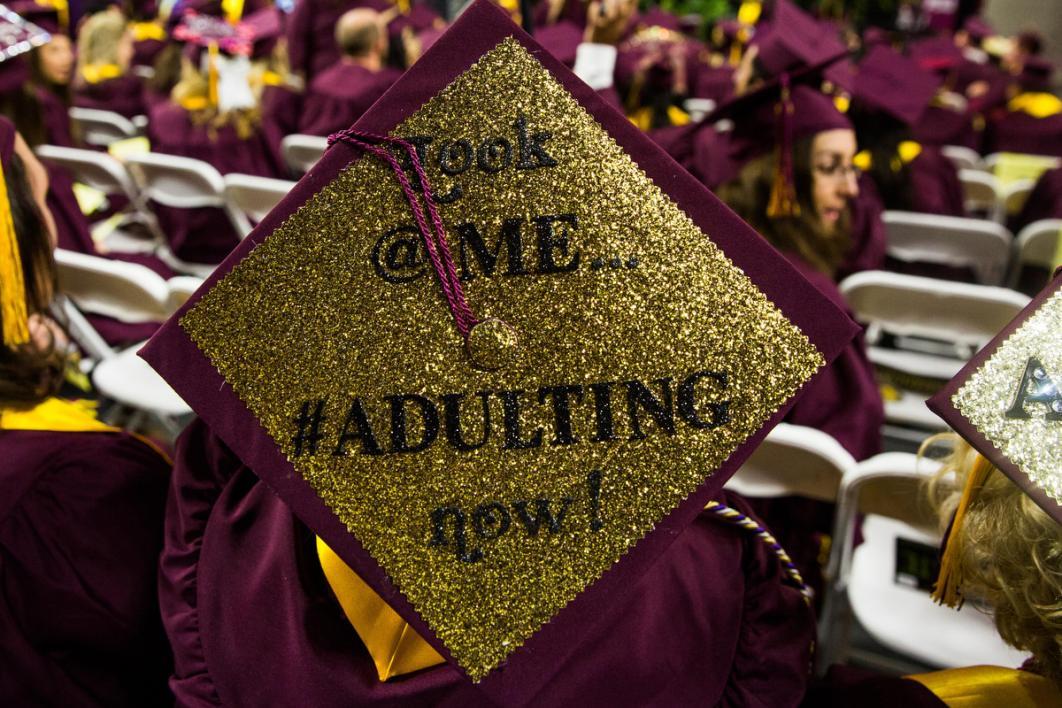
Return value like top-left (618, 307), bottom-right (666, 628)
top-left (924, 433), bottom-right (1062, 684)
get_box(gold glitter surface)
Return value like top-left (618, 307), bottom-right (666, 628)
top-left (953, 288), bottom-right (1062, 506)
top-left (181, 38), bottom-right (824, 680)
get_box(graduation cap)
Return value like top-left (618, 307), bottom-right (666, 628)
top-left (6, 1), bottom-right (59, 34)
top-left (140, 0), bottom-right (857, 701)
top-left (750, 0), bottom-right (846, 78)
top-left (0, 3), bottom-right (50, 92)
top-left (908, 35), bottom-right (964, 75)
top-left (851, 44), bottom-right (942, 127)
top-left (1016, 56), bottom-right (1055, 93)
top-left (928, 272), bottom-right (1062, 606)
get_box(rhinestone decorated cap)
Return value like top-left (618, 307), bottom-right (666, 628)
top-left (928, 272), bottom-right (1062, 526)
top-left (140, 0), bottom-right (858, 700)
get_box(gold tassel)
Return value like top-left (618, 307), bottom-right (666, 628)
top-left (220, 0), bottom-right (245, 25)
top-left (932, 454), bottom-right (994, 608)
top-left (767, 168), bottom-right (800, 217)
top-left (0, 163), bottom-right (29, 347)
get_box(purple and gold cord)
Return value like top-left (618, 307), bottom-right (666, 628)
top-left (705, 500), bottom-right (812, 605)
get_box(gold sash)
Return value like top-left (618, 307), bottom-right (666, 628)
top-left (908, 665), bottom-right (1062, 708)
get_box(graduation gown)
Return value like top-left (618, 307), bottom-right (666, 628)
top-left (1015, 166), bottom-right (1062, 228)
top-left (838, 174), bottom-right (887, 281)
top-left (297, 62), bottom-right (401, 137)
top-left (159, 417), bottom-right (818, 707)
top-left (0, 401), bottom-right (172, 707)
top-left (909, 146), bottom-right (966, 216)
top-left (74, 74), bottom-right (147, 120)
top-left (147, 101), bottom-right (279, 263)
top-left (984, 110), bottom-right (1062, 159)
top-left (286, 0), bottom-right (391, 82)
top-left (913, 104), bottom-right (981, 151)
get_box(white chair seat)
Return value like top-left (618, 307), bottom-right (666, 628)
top-left (92, 342), bottom-right (191, 417)
top-left (849, 515), bottom-right (1029, 669)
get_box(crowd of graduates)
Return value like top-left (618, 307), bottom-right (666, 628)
top-left (1, 0), bottom-right (1062, 705)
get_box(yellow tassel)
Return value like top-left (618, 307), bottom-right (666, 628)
top-left (0, 164), bottom-right (29, 348)
top-left (932, 454), bottom-right (994, 608)
top-left (767, 166), bottom-right (800, 218)
top-left (220, 0), bottom-right (245, 25)
top-left (207, 43), bottom-right (220, 108)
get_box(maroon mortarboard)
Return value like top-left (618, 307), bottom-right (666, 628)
top-left (0, 3), bottom-right (50, 92)
top-left (908, 35), bottom-right (963, 75)
top-left (1017, 56), bottom-right (1054, 93)
top-left (927, 273), bottom-right (1062, 605)
top-left (862, 25), bottom-right (890, 48)
top-left (636, 6), bottom-right (681, 33)
top-left (961, 15), bottom-right (993, 42)
top-left (6, 1), bottom-right (58, 34)
top-left (852, 44), bottom-right (942, 127)
top-left (751, 0), bottom-right (846, 77)
top-left (139, 0), bottom-right (857, 702)
top-left (238, 6), bottom-right (282, 59)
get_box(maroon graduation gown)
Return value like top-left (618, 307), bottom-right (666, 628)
top-left (0, 428), bottom-right (172, 707)
top-left (37, 86), bottom-right (74, 148)
top-left (750, 252), bottom-right (884, 606)
top-left (74, 75), bottom-right (148, 120)
top-left (838, 174), bottom-right (887, 281)
top-left (146, 102), bottom-right (279, 264)
top-left (912, 104), bottom-right (981, 151)
top-left (802, 665), bottom-right (946, 707)
top-left (984, 110), bottom-right (1062, 159)
top-left (159, 418), bottom-right (818, 707)
top-left (909, 146), bottom-right (966, 217)
top-left (297, 62), bottom-right (401, 137)
top-left (285, 0), bottom-right (390, 82)
top-left (1015, 166), bottom-right (1062, 228)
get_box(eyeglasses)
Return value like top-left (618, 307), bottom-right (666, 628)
top-left (813, 162), bottom-right (862, 181)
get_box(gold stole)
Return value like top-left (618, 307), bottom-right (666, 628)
top-left (908, 665), bottom-right (1062, 708)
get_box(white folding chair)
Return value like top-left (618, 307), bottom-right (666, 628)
top-left (883, 210), bottom-right (1012, 286)
top-left (818, 453), bottom-right (1029, 673)
top-left (999, 178), bottom-right (1035, 219)
top-left (940, 145), bottom-right (983, 172)
top-left (1008, 219), bottom-right (1061, 286)
top-left (35, 144), bottom-right (164, 244)
top-left (281, 133), bottom-right (329, 176)
top-left (984, 151), bottom-right (1061, 175)
top-left (957, 169), bottom-right (1002, 222)
top-left (725, 423), bottom-right (856, 503)
top-left (222, 173), bottom-right (296, 237)
top-left (840, 271), bottom-right (1029, 436)
top-left (54, 248), bottom-right (174, 323)
top-left (68, 107), bottom-right (140, 147)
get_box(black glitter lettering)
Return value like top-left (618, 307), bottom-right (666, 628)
top-left (387, 394), bottom-right (440, 453)
top-left (512, 498), bottom-right (573, 536)
top-left (332, 398), bottom-right (382, 456)
top-left (625, 378), bottom-right (676, 440)
top-left (456, 219), bottom-right (527, 281)
top-left (291, 399), bottom-right (326, 457)
top-left (678, 371), bottom-right (730, 429)
top-left (534, 213), bottom-right (580, 274)
top-left (498, 389), bottom-right (544, 450)
top-left (477, 136), bottom-right (512, 173)
top-left (438, 139), bottom-right (473, 175)
top-left (538, 384), bottom-right (583, 445)
top-left (429, 506), bottom-right (482, 563)
top-left (514, 114), bottom-right (558, 169)
top-left (472, 501), bottom-right (512, 539)
top-left (1005, 357), bottom-right (1062, 420)
top-left (443, 391), bottom-right (492, 452)
top-left (589, 382), bottom-right (617, 442)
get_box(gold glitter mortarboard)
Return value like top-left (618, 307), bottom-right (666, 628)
top-left (929, 271), bottom-right (1062, 529)
top-left (140, 0), bottom-right (858, 700)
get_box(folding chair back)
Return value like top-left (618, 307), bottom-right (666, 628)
top-left (883, 210), bottom-right (1012, 285)
top-left (281, 134), bottom-right (329, 176)
top-left (725, 423), bottom-right (855, 502)
top-left (35, 144), bottom-right (140, 201)
top-left (940, 145), bottom-right (983, 172)
top-left (123, 152), bottom-right (227, 209)
top-left (1000, 179), bottom-right (1036, 219)
top-left (54, 248), bottom-right (172, 323)
top-left (223, 173), bottom-right (296, 237)
top-left (68, 107), bottom-right (139, 147)
top-left (818, 453), bottom-right (1029, 672)
top-left (1012, 219), bottom-right (1062, 274)
top-left (958, 169), bottom-right (1001, 221)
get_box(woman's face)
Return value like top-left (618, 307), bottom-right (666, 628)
top-left (39, 35), bottom-right (74, 85)
top-left (810, 129), bottom-right (859, 234)
top-left (117, 30), bottom-right (134, 70)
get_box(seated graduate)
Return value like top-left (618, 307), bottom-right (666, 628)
top-left (73, 9), bottom-right (147, 120)
top-left (10, 1), bottom-right (75, 148)
top-left (296, 7), bottom-right (401, 137)
top-left (717, 80), bottom-right (884, 600)
top-left (808, 273), bottom-right (1062, 707)
top-left (139, 3), bottom-right (861, 704)
top-left (908, 36), bottom-right (984, 152)
top-left (286, 0), bottom-right (391, 84)
top-left (0, 115), bottom-right (173, 707)
top-left (147, 11), bottom-right (284, 264)
top-left (983, 57), bottom-right (1062, 158)
top-left (849, 45), bottom-right (966, 218)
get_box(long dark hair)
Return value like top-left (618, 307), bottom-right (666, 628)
top-left (0, 153), bottom-right (64, 405)
top-left (718, 135), bottom-right (852, 276)
top-left (0, 88), bottom-right (47, 148)
top-left (849, 105), bottom-right (915, 211)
